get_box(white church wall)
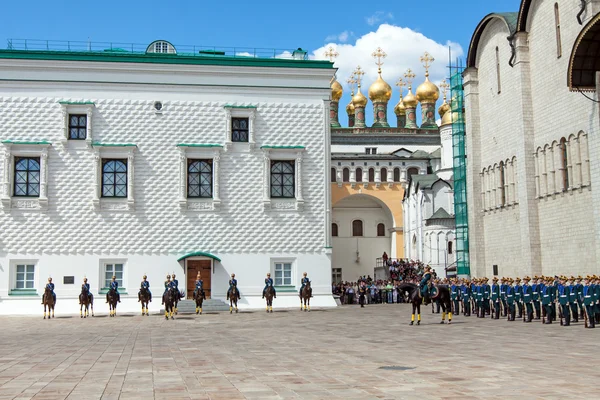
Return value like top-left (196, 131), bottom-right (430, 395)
top-left (481, 207), bottom-right (523, 277)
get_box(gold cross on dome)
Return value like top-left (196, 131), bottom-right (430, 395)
top-left (354, 66), bottom-right (365, 87)
top-left (324, 46), bottom-right (339, 63)
top-left (371, 47), bottom-right (387, 73)
top-left (404, 69), bottom-right (416, 88)
top-left (439, 79), bottom-right (450, 100)
top-left (420, 52), bottom-right (435, 77)
top-left (395, 78), bottom-right (406, 98)
top-left (346, 73), bottom-right (356, 94)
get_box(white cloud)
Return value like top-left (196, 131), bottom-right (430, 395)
top-left (325, 31), bottom-right (352, 43)
top-left (366, 11), bottom-right (394, 26)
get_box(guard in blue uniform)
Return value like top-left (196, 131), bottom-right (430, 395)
top-left (139, 275), bottom-right (151, 302)
top-left (461, 279), bottom-right (471, 316)
top-left (490, 277), bottom-right (501, 319)
top-left (228, 273), bottom-right (240, 300)
top-left (567, 276), bottom-right (579, 322)
top-left (575, 276), bottom-right (585, 319)
top-left (557, 276), bottom-right (570, 326)
top-left (42, 277), bottom-right (56, 304)
top-left (514, 278), bottom-right (523, 318)
top-left (419, 266), bottom-right (434, 304)
top-left (162, 274), bottom-right (172, 305)
top-left (582, 276), bottom-right (595, 328)
top-left (82, 277), bottom-right (91, 297)
top-left (262, 273), bottom-right (276, 299)
top-left (480, 277), bottom-right (490, 318)
top-left (106, 276), bottom-right (120, 303)
top-left (505, 278), bottom-right (515, 321)
top-left (450, 279), bottom-right (460, 315)
top-left (499, 277), bottom-right (508, 317)
top-left (522, 276), bottom-right (533, 322)
top-left (172, 273), bottom-right (179, 292)
top-left (299, 272), bottom-right (312, 297)
top-left (541, 276), bottom-right (554, 324)
top-left (194, 273), bottom-right (204, 299)
top-left (531, 276), bottom-right (541, 319)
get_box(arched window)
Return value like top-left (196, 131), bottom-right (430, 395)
top-left (555, 3), bottom-right (562, 58)
top-left (393, 167), bottom-right (400, 182)
top-left (381, 168), bottom-right (388, 182)
top-left (356, 167), bottom-right (363, 182)
top-left (352, 220), bottom-right (363, 237)
top-left (368, 168), bottom-right (375, 182)
top-left (495, 46), bottom-right (501, 94)
top-left (448, 241), bottom-right (453, 255)
top-left (407, 167), bottom-right (419, 180)
top-left (342, 168), bottom-right (350, 182)
top-left (499, 161), bottom-right (506, 206)
top-left (330, 167), bottom-right (337, 183)
top-left (560, 137), bottom-right (569, 190)
top-left (332, 223), bottom-right (338, 237)
top-left (377, 223), bottom-right (385, 236)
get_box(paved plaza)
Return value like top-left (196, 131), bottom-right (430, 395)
top-left (0, 303), bottom-right (599, 400)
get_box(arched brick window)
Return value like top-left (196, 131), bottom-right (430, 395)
top-left (352, 220), bottom-right (363, 237)
top-left (332, 223), bottom-right (338, 237)
top-left (381, 168), bottom-right (387, 182)
top-left (394, 168), bottom-right (400, 182)
top-left (368, 168), bottom-right (375, 182)
top-left (356, 168), bottom-right (363, 182)
top-left (342, 168), bottom-right (350, 182)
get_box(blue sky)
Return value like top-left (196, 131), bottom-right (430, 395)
top-left (0, 0), bottom-right (523, 126)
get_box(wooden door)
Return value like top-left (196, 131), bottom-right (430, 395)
top-left (187, 260), bottom-right (212, 299)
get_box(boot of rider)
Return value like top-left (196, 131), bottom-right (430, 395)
top-left (149, 293), bottom-right (152, 302)
top-left (138, 292), bottom-right (141, 302)
top-left (118, 293), bottom-right (121, 303)
top-left (106, 294), bottom-right (109, 303)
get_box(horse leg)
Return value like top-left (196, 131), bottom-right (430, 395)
top-left (307, 297), bottom-right (310, 312)
top-left (91, 299), bottom-right (94, 317)
top-left (411, 303), bottom-right (415, 325)
top-left (417, 303), bottom-right (421, 325)
top-left (235, 298), bottom-right (238, 313)
top-left (229, 298), bottom-right (233, 314)
top-left (441, 303), bottom-right (446, 324)
top-left (51, 304), bottom-right (55, 318)
top-left (448, 299), bottom-right (453, 324)
top-left (80, 301), bottom-right (83, 318)
top-left (43, 303), bottom-right (46, 319)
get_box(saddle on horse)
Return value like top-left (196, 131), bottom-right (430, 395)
top-left (419, 283), bottom-right (439, 304)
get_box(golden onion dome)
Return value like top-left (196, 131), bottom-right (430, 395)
top-left (394, 99), bottom-right (406, 116)
top-left (403, 88), bottom-right (418, 108)
top-left (416, 76), bottom-right (440, 103)
top-left (346, 95), bottom-right (355, 114)
top-left (368, 74), bottom-right (392, 103)
top-left (331, 79), bottom-right (343, 102)
top-left (441, 109), bottom-right (453, 126)
top-left (438, 100), bottom-right (450, 118)
top-left (352, 88), bottom-right (368, 108)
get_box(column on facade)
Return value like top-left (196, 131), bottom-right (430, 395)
top-left (540, 148), bottom-right (548, 196)
top-left (580, 132), bottom-right (591, 185)
top-left (350, 167), bottom-right (356, 183)
top-left (572, 135), bottom-right (582, 188)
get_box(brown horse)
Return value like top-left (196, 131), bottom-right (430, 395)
top-left (264, 286), bottom-right (274, 313)
top-left (79, 286), bottom-right (94, 318)
top-left (193, 288), bottom-right (205, 315)
top-left (227, 286), bottom-right (239, 314)
top-left (139, 286), bottom-right (150, 316)
top-left (163, 286), bottom-right (177, 320)
top-left (42, 286), bottom-right (55, 319)
top-left (300, 281), bottom-right (312, 312)
top-left (107, 288), bottom-right (118, 317)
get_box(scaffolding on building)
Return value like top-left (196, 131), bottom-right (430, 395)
top-left (449, 59), bottom-right (471, 276)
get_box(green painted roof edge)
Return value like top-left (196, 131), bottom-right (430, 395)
top-left (59, 101), bottom-right (95, 105)
top-left (260, 145), bottom-right (305, 149)
top-left (177, 251), bottom-right (221, 262)
top-left (92, 142), bottom-right (137, 147)
top-left (224, 105), bottom-right (257, 109)
top-left (0, 50), bottom-right (334, 69)
top-left (2, 140), bottom-right (51, 145)
top-left (176, 143), bottom-right (223, 148)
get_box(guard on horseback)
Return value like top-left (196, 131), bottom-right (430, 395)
top-left (42, 277), bottom-right (56, 304)
top-left (172, 273), bottom-right (179, 291)
top-left (106, 276), bottom-right (120, 303)
top-left (194, 273), bottom-right (205, 299)
top-left (263, 273), bottom-right (276, 299)
top-left (82, 277), bottom-right (91, 301)
top-left (227, 273), bottom-right (240, 300)
top-left (162, 274), bottom-right (172, 305)
top-left (299, 272), bottom-right (312, 297)
top-left (139, 275), bottom-right (151, 302)
top-left (419, 266), bottom-right (436, 304)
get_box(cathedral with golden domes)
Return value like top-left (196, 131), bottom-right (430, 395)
top-left (327, 47), bottom-right (457, 282)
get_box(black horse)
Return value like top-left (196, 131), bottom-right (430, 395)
top-left (264, 286), bottom-right (275, 313)
top-left (193, 287), bottom-right (205, 315)
top-left (163, 286), bottom-right (178, 320)
top-left (398, 282), bottom-right (453, 325)
top-left (79, 286), bottom-right (94, 318)
top-left (107, 288), bottom-right (118, 317)
top-left (139, 286), bottom-right (151, 316)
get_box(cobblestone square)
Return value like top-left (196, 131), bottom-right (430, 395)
top-left (0, 304), bottom-right (598, 400)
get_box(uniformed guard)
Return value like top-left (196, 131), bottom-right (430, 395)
top-left (358, 280), bottom-right (367, 308)
top-left (522, 276), bottom-right (533, 322)
top-left (450, 278), bottom-right (460, 315)
top-left (419, 266), bottom-right (434, 304)
top-left (262, 272), bottom-right (276, 299)
top-left (139, 274), bottom-right (151, 302)
top-left (593, 275), bottom-right (600, 324)
top-left (42, 277), bottom-right (56, 304)
top-left (499, 277), bottom-right (508, 317)
top-left (541, 276), bottom-right (553, 324)
top-left (461, 278), bottom-right (471, 316)
top-left (82, 277), bottom-right (91, 300)
top-left (473, 278), bottom-right (481, 317)
top-left (557, 276), bottom-right (570, 326)
top-left (162, 274), bottom-right (172, 305)
top-left (299, 272), bottom-right (312, 298)
top-left (513, 277), bottom-right (522, 318)
top-left (105, 276), bottom-right (120, 303)
top-left (531, 276), bottom-right (541, 320)
top-left (228, 273), bottom-right (240, 300)
top-left (172, 273), bottom-right (179, 291)
top-left (481, 277), bottom-right (491, 318)
top-left (567, 276), bottom-right (579, 322)
top-left (194, 273), bottom-right (204, 299)
top-left (505, 278), bottom-right (515, 321)
top-left (582, 276), bottom-right (595, 328)
top-left (575, 275), bottom-right (585, 319)
top-left (490, 277), bottom-right (500, 319)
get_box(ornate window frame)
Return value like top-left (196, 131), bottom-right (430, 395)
top-left (224, 105), bottom-right (256, 151)
top-left (261, 146), bottom-right (305, 211)
top-left (1, 140), bottom-right (51, 211)
top-left (92, 143), bottom-right (136, 211)
top-left (59, 101), bottom-right (95, 146)
top-left (177, 144), bottom-right (223, 212)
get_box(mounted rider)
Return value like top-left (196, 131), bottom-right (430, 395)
top-left (42, 277), bottom-right (56, 304)
top-left (262, 273), bottom-right (276, 299)
top-left (418, 266), bottom-right (435, 304)
top-left (139, 274), bottom-right (151, 302)
top-left (194, 272), bottom-right (205, 299)
top-left (106, 276), bottom-right (120, 303)
top-left (82, 277), bottom-right (91, 301)
top-left (227, 273), bottom-right (240, 300)
top-left (299, 272), bottom-right (312, 297)
top-left (162, 274), bottom-right (172, 305)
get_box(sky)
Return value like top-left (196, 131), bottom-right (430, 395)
top-left (0, 0), bottom-right (523, 126)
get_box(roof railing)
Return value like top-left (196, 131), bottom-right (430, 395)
top-left (5, 38), bottom-right (310, 60)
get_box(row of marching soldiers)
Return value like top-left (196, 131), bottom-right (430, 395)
top-left (448, 275), bottom-right (599, 328)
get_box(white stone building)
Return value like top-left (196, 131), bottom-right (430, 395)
top-left (464, 1), bottom-right (600, 277)
top-left (0, 40), bottom-right (337, 314)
